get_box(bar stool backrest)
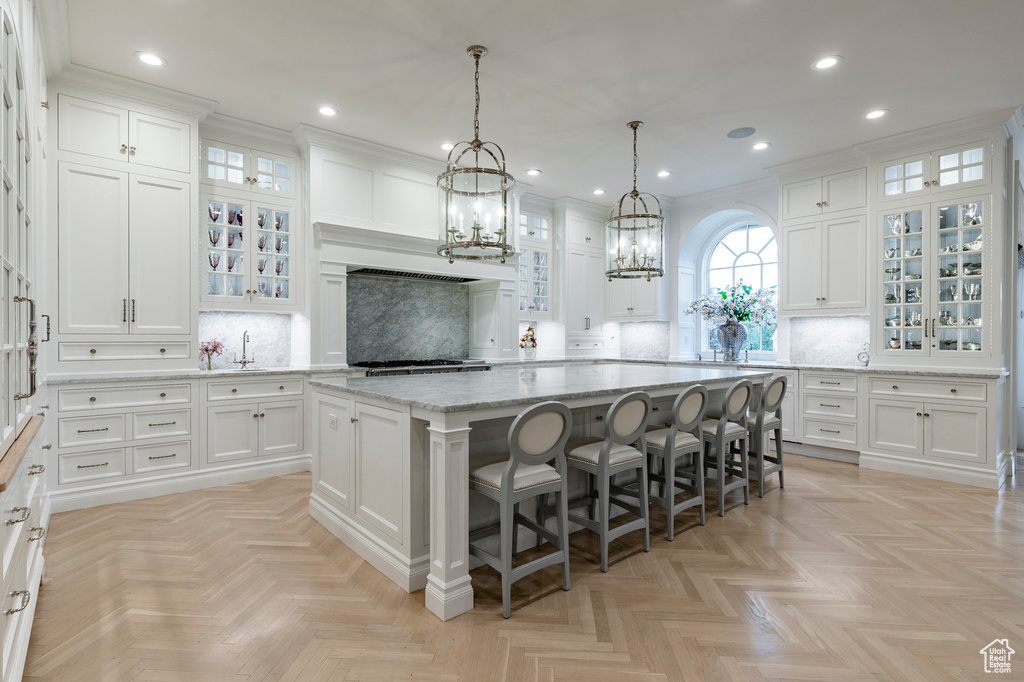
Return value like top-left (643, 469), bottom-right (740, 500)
top-left (722, 379), bottom-right (754, 423)
top-left (508, 401), bottom-right (573, 468)
top-left (605, 391), bottom-right (653, 445)
top-left (758, 375), bottom-right (787, 417)
top-left (672, 384), bottom-right (708, 434)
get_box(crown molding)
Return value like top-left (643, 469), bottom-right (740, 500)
top-left (202, 113), bottom-right (300, 154)
top-left (854, 108), bottom-right (1014, 157)
top-left (1004, 106), bottom-right (1024, 139)
top-left (294, 124), bottom-right (442, 173)
top-left (552, 196), bottom-right (610, 219)
top-left (36, 0), bottom-right (70, 79)
top-left (765, 148), bottom-right (868, 180)
top-left (668, 176), bottom-right (778, 208)
top-left (50, 64), bottom-right (217, 119)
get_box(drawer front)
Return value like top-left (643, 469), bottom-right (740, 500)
top-left (58, 448), bottom-right (128, 484)
top-left (57, 414), bottom-right (127, 448)
top-left (58, 384), bottom-right (191, 412)
top-left (802, 372), bottom-right (858, 393)
top-left (58, 341), bottom-right (191, 361)
top-left (133, 441), bottom-right (192, 474)
top-left (207, 377), bottom-right (304, 402)
top-left (802, 392), bottom-right (858, 419)
top-left (132, 409), bottom-right (192, 440)
top-left (802, 418), bottom-right (858, 447)
top-left (868, 377), bottom-right (986, 402)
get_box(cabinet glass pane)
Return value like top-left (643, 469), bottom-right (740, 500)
top-left (207, 199), bottom-right (246, 298)
top-left (256, 205), bottom-right (291, 299)
top-left (255, 155), bottom-right (291, 194)
top-left (881, 209), bottom-right (925, 352)
top-left (883, 160), bottom-right (925, 196)
top-left (935, 201), bottom-right (984, 353)
top-left (937, 147), bottom-right (984, 188)
top-left (206, 144), bottom-right (246, 186)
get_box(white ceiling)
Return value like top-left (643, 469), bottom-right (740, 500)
top-left (54, 0), bottom-right (1024, 203)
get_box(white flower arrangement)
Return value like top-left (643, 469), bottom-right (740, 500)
top-left (684, 283), bottom-right (777, 326)
top-left (519, 325), bottom-right (537, 349)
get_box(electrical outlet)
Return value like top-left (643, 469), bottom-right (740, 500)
top-left (329, 414), bottom-right (338, 430)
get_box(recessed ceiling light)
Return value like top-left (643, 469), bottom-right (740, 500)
top-left (727, 127), bottom-right (756, 139)
top-left (440, 142), bottom-right (454, 151)
top-left (866, 109), bottom-right (889, 119)
top-left (135, 52), bottom-right (165, 67)
top-left (752, 142), bottom-right (771, 151)
top-left (657, 171), bottom-right (670, 178)
top-left (318, 106), bottom-right (337, 116)
top-left (593, 189), bottom-right (605, 195)
top-left (812, 55), bottom-right (842, 70)
top-left (526, 168), bottom-right (541, 176)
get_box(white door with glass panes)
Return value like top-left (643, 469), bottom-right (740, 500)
top-left (879, 142), bottom-right (987, 201)
top-left (202, 139), bottom-right (297, 200)
top-left (518, 247), bottom-right (551, 318)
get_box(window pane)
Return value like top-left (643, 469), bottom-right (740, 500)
top-left (735, 252), bottom-right (761, 268)
top-left (748, 226), bottom-right (773, 254)
top-left (721, 228), bottom-right (747, 254)
top-left (734, 264), bottom-right (761, 288)
top-left (962, 147), bottom-right (983, 166)
top-left (708, 268), bottom-right (732, 290)
top-left (709, 244), bottom-right (735, 269)
top-left (760, 240), bottom-right (778, 264)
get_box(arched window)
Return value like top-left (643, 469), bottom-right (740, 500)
top-left (705, 223), bottom-right (778, 353)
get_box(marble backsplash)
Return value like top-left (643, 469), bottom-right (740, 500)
top-left (620, 321), bottom-right (671, 360)
top-left (788, 316), bottom-right (870, 366)
top-left (347, 274), bottom-right (469, 364)
top-left (198, 311), bottom-right (293, 369)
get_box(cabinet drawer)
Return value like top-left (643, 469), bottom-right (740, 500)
top-left (58, 384), bottom-right (191, 412)
top-left (802, 372), bottom-right (858, 393)
top-left (802, 418), bottom-right (858, 447)
top-left (57, 414), bottom-right (126, 448)
top-left (207, 378), bottom-right (303, 401)
top-left (133, 441), bottom-right (191, 474)
top-left (802, 392), bottom-right (858, 419)
top-left (868, 377), bottom-right (986, 402)
top-left (132, 409), bottom-right (191, 440)
top-left (58, 448), bottom-right (127, 484)
top-left (58, 341), bottom-right (191, 361)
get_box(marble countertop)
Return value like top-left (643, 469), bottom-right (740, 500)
top-left (310, 362), bottom-right (773, 413)
top-left (46, 366), bottom-right (365, 386)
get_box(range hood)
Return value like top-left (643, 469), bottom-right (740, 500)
top-left (347, 268), bottom-right (478, 284)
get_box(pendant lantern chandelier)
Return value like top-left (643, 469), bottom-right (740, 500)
top-left (605, 121), bottom-right (664, 281)
top-left (437, 45), bottom-right (516, 264)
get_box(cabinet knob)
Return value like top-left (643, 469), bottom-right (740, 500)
top-left (950, 388), bottom-right (957, 394)
top-left (90, 348), bottom-right (96, 354)
top-left (160, 348), bottom-right (166, 353)
top-left (585, 237), bottom-right (591, 242)
top-left (595, 415), bottom-right (603, 421)
top-left (232, 388), bottom-right (238, 393)
top-left (923, 412), bottom-right (930, 417)
top-left (821, 201), bottom-right (827, 207)
top-left (892, 385), bottom-right (898, 390)
top-left (350, 417), bottom-right (358, 423)
top-left (815, 202), bottom-right (821, 207)
top-left (279, 386), bottom-right (285, 390)
top-left (120, 144), bottom-right (127, 153)
top-left (253, 414), bottom-right (259, 419)
top-left (916, 412), bottom-right (922, 416)
top-left (129, 146), bottom-right (136, 155)
top-left (246, 289), bottom-right (252, 295)
top-left (923, 180), bottom-right (931, 187)
top-left (159, 392), bottom-right (166, 398)
top-left (245, 177), bottom-right (252, 183)
top-left (89, 397), bottom-right (96, 402)
top-left (259, 413), bottom-right (265, 418)
top-left (652, 407), bottom-right (659, 412)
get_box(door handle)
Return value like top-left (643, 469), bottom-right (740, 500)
top-left (123, 299), bottom-right (127, 322)
top-left (41, 314), bottom-right (50, 342)
top-left (132, 299), bottom-right (136, 323)
top-left (12, 297), bottom-right (37, 401)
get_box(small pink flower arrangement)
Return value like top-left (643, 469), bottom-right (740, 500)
top-left (199, 339), bottom-right (225, 370)
top-left (519, 326), bottom-right (537, 349)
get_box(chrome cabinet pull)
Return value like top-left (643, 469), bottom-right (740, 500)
top-left (27, 527), bottom-right (45, 542)
top-left (148, 453), bottom-right (177, 460)
top-left (132, 299), bottom-right (136, 323)
top-left (77, 462), bottom-right (108, 469)
top-left (6, 507), bottom-right (30, 525)
top-left (4, 591), bottom-right (30, 616)
top-left (821, 381), bottom-right (840, 385)
top-left (350, 417), bottom-right (358, 423)
top-left (27, 464), bottom-right (44, 475)
top-left (12, 296), bottom-right (37, 400)
top-left (820, 403), bottom-right (840, 408)
top-left (76, 427), bottom-right (109, 433)
top-left (819, 428), bottom-right (840, 434)
top-left (148, 421), bottom-right (176, 427)
top-left (123, 299), bottom-right (127, 322)
top-left (41, 314), bottom-right (50, 342)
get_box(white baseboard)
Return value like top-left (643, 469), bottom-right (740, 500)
top-left (50, 454), bottom-right (312, 513)
top-left (859, 451), bottom-right (1001, 489)
top-left (784, 441), bottom-right (860, 464)
top-left (309, 493), bottom-right (429, 592)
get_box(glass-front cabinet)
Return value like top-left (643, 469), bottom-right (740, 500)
top-left (203, 193), bottom-right (294, 308)
top-left (518, 210), bottom-right (553, 319)
top-left (879, 141), bottom-right (988, 201)
top-left (202, 139), bottom-right (297, 200)
top-left (879, 197), bottom-right (987, 357)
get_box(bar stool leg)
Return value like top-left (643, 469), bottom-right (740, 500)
top-left (557, 482), bottom-right (571, 590)
top-left (512, 502), bottom-right (521, 554)
top-left (695, 449), bottom-right (706, 526)
top-left (775, 425), bottom-right (785, 488)
top-left (535, 495), bottom-right (546, 548)
top-left (741, 436), bottom-right (750, 505)
top-left (664, 451), bottom-right (676, 541)
top-left (638, 458), bottom-right (651, 552)
top-left (598, 472), bottom-right (611, 572)
top-left (716, 436), bottom-right (726, 517)
top-left (500, 498), bottom-right (513, 619)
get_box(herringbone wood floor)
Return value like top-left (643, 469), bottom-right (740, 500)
top-left (24, 454), bottom-right (1024, 681)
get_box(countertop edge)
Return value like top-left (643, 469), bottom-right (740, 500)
top-left (0, 416), bottom-right (44, 492)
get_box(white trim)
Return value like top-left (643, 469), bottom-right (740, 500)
top-left (784, 442), bottom-right (860, 465)
top-left (859, 450), bottom-right (1004, 489)
top-left (50, 65), bottom-right (217, 119)
top-left (50, 454), bottom-right (313, 513)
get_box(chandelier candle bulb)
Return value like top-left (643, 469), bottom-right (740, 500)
top-left (605, 121), bottom-right (665, 281)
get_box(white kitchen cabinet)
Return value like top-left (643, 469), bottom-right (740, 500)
top-left (58, 94), bottom-right (191, 173)
top-left (566, 249), bottom-right (605, 334)
top-left (206, 398), bottom-right (303, 464)
top-left (58, 163), bottom-right (192, 335)
top-left (259, 400), bottom-right (305, 457)
top-left (470, 289), bottom-right (498, 350)
top-left (868, 398), bottom-right (986, 464)
top-left (202, 138), bottom-right (297, 200)
top-left (353, 401), bottom-right (407, 543)
top-left (799, 371), bottom-right (861, 450)
top-left (202, 193), bottom-right (297, 309)
top-left (566, 213), bottom-right (604, 251)
top-left (518, 245), bottom-right (552, 319)
top-left (781, 169), bottom-right (866, 220)
top-left (781, 215), bottom-right (866, 313)
top-left (606, 276), bottom-right (664, 320)
top-left (313, 395), bottom-right (354, 511)
top-left (879, 141), bottom-right (988, 201)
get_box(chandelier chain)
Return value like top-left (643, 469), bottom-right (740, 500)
top-left (633, 124), bottom-right (638, 192)
top-left (473, 54), bottom-right (480, 142)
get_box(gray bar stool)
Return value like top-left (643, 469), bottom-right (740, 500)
top-left (565, 391), bottom-right (652, 572)
top-left (702, 379), bottom-right (753, 516)
top-left (645, 385), bottom-right (708, 540)
top-left (468, 401), bottom-right (573, 618)
top-left (747, 375), bottom-right (787, 497)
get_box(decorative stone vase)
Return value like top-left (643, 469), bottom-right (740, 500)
top-left (716, 322), bottom-right (746, 362)
top-left (522, 346), bottom-right (536, 360)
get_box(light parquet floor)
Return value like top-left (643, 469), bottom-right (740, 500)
top-left (24, 454), bottom-right (1024, 682)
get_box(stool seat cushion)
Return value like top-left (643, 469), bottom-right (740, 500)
top-left (701, 419), bottom-right (746, 438)
top-left (469, 462), bottom-right (561, 492)
top-left (747, 412), bottom-right (781, 429)
top-left (566, 441), bottom-right (643, 466)
top-left (645, 428), bottom-right (700, 451)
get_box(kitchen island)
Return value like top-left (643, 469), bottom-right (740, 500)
top-left (308, 362), bottom-right (771, 620)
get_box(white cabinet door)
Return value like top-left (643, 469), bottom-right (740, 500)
top-left (353, 402), bottom-right (406, 543)
top-left (251, 149), bottom-right (297, 199)
top-left (880, 155), bottom-right (929, 201)
top-left (781, 178), bottom-right (822, 221)
top-left (822, 169), bottom-right (866, 213)
top-left (630, 277), bottom-right (660, 319)
top-left (931, 142), bottom-right (987, 193)
top-left (207, 403), bottom-right (260, 463)
top-left (128, 112), bottom-right (191, 173)
top-left (58, 163), bottom-right (129, 334)
top-left (781, 223), bottom-right (822, 311)
top-left (57, 94), bottom-right (129, 162)
top-left (470, 289), bottom-right (497, 350)
top-left (822, 215), bottom-right (867, 310)
top-left (606, 279), bottom-right (633, 319)
top-left (259, 400), bottom-right (304, 457)
top-left (585, 251), bottom-right (606, 327)
top-left (923, 403), bottom-right (986, 464)
top-left (129, 175), bottom-right (192, 335)
top-left (567, 214), bottom-right (604, 250)
top-left (202, 139), bottom-right (251, 191)
top-left (314, 395), bottom-right (353, 510)
top-left (868, 399), bottom-right (922, 456)
top-left (566, 250), bottom-right (588, 333)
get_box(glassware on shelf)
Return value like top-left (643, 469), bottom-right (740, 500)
top-left (275, 238), bottom-right (284, 253)
top-left (275, 259), bottom-right (284, 275)
top-left (257, 212), bottom-right (268, 228)
top-left (258, 281), bottom-right (269, 297)
top-left (276, 282), bottom-right (284, 298)
top-left (884, 266), bottom-right (902, 281)
top-left (227, 208), bottom-right (237, 225)
top-left (963, 283), bottom-right (981, 301)
top-left (227, 232), bottom-right (235, 248)
top-left (258, 235), bottom-right (269, 251)
top-left (209, 206), bottom-right (222, 222)
top-left (208, 253), bottom-right (221, 270)
top-left (257, 257), bottom-right (267, 274)
top-left (227, 255), bottom-right (237, 272)
top-left (208, 229), bottom-right (220, 246)
top-left (275, 215), bottom-right (285, 230)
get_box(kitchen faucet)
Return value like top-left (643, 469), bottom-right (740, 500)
top-left (234, 330), bottom-right (256, 369)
